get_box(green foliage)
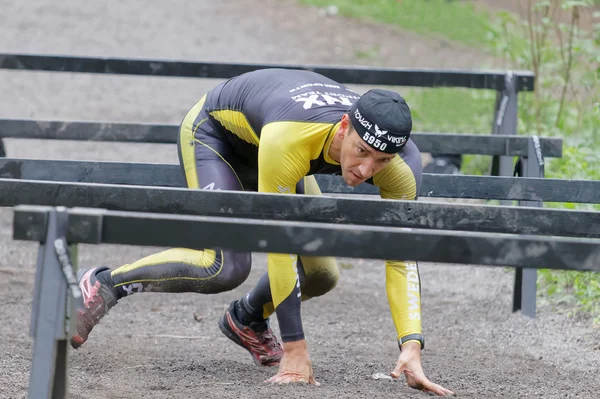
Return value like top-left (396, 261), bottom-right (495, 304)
top-left (404, 87), bottom-right (496, 133)
top-left (486, 1), bottom-right (599, 321)
top-left (538, 269), bottom-right (600, 324)
top-left (403, 87), bottom-right (497, 176)
top-left (486, 1), bottom-right (599, 143)
top-left (299, 0), bottom-right (494, 48)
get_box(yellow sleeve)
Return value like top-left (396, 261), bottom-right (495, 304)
top-left (372, 155), bottom-right (423, 346)
top-left (257, 121), bottom-right (331, 310)
top-left (372, 155), bottom-right (417, 201)
top-left (385, 261), bottom-right (422, 344)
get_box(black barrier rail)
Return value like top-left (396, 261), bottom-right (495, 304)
top-left (0, 118), bottom-right (563, 157)
top-left (1, 179), bottom-right (599, 238)
top-left (1, 158), bottom-right (599, 203)
top-left (13, 205), bottom-right (600, 271)
top-left (0, 52), bottom-right (536, 91)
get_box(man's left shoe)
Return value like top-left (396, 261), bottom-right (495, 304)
top-left (70, 267), bottom-right (117, 349)
top-left (218, 300), bottom-right (283, 366)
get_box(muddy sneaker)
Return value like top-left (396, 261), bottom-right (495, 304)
top-left (70, 267), bottom-right (117, 349)
top-left (218, 300), bottom-right (283, 367)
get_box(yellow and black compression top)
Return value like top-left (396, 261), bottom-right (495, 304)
top-left (194, 68), bottom-right (424, 346)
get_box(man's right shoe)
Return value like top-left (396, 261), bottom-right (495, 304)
top-left (218, 300), bottom-right (283, 367)
top-left (70, 267), bottom-right (117, 349)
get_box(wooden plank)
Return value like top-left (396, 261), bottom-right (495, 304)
top-left (1, 179), bottom-right (599, 238)
top-left (0, 158), bottom-right (597, 203)
top-left (13, 205), bottom-right (600, 271)
top-left (0, 119), bottom-right (563, 157)
top-left (0, 52), bottom-right (535, 91)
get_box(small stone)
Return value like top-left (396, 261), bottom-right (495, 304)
top-left (193, 312), bottom-right (205, 322)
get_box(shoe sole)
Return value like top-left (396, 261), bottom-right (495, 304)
top-left (218, 311), bottom-right (277, 367)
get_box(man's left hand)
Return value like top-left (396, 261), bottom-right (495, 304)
top-left (390, 341), bottom-right (454, 396)
top-left (264, 339), bottom-right (319, 385)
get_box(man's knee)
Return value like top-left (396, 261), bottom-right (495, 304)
top-left (209, 250), bottom-right (252, 293)
top-left (188, 250), bottom-right (252, 294)
top-left (299, 256), bottom-right (339, 299)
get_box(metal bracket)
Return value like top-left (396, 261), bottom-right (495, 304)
top-left (28, 207), bottom-right (77, 399)
top-left (491, 71), bottom-right (518, 178)
top-left (513, 136), bottom-right (545, 318)
top-left (494, 72), bottom-right (513, 130)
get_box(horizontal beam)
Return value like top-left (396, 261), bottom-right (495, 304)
top-left (1, 179), bottom-right (599, 238)
top-left (1, 158), bottom-right (599, 203)
top-left (13, 206), bottom-right (600, 272)
top-left (0, 52), bottom-right (535, 91)
top-left (0, 118), bottom-right (563, 157)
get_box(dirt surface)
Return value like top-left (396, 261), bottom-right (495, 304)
top-left (0, 1), bottom-right (599, 398)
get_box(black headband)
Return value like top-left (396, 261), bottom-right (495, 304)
top-left (349, 104), bottom-right (409, 154)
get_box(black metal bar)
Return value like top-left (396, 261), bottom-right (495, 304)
top-left (515, 136), bottom-right (546, 318)
top-left (0, 52), bottom-right (536, 91)
top-left (491, 73), bottom-right (532, 316)
top-left (0, 119), bottom-right (178, 143)
top-left (52, 341), bottom-right (68, 399)
top-left (512, 268), bottom-right (524, 315)
top-left (2, 179), bottom-right (599, 238)
top-left (26, 207), bottom-right (71, 399)
top-left (0, 118), bottom-right (562, 157)
top-left (29, 215), bottom-right (48, 337)
top-left (0, 158), bottom-right (185, 187)
top-left (491, 72), bottom-right (520, 183)
top-left (413, 133), bottom-right (561, 157)
top-left (12, 206), bottom-right (600, 272)
top-left (1, 158), bottom-right (598, 203)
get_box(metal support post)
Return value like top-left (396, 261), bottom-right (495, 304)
top-left (513, 136), bottom-right (545, 317)
top-left (491, 71), bottom-right (518, 184)
top-left (28, 207), bottom-right (79, 399)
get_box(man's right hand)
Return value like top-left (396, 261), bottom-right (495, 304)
top-left (264, 339), bottom-right (319, 385)
top-left (391, 342), bottom-right (454, 396)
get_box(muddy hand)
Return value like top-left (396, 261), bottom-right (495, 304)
top-left (264, 340), bottom-right (319, 385)
top-left (391, 342), bottom-right (454, 396)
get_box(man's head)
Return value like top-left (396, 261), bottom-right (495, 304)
top-left (333, 89), bottom-right (413, 186)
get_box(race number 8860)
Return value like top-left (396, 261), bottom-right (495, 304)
top-left (362, 132), bottom-right (387, 151)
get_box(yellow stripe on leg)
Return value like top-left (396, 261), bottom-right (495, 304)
top-left (111, 248), bottom-right (219, 282)
top-left (180, 95), bottom-right (207, 189)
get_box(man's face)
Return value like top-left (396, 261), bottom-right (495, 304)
top-left (339, 126), bottom-right (396, 187)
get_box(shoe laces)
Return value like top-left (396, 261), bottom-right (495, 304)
top-left (259, 329), bottom-right (280, 350)
top-left (82, 292), bottom-right (105, 322)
